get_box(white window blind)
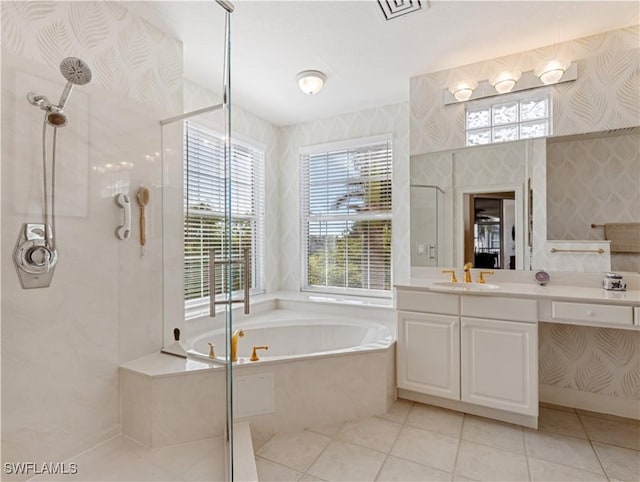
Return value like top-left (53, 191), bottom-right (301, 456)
top-left (184, 122), bottom-right (264, 308)
top-left (301, 137), bottom-right (392, 294)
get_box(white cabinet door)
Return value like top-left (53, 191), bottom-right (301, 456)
top-left (461, 317), bottom-right (537, 416)
top-left (397, 311), bottom-right (460, 400)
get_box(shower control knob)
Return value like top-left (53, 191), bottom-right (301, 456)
top-left (28, 246), bottom-right (51, 266)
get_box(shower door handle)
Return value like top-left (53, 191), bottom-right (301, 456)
top-left (115, 193), bottom-right (131, 240)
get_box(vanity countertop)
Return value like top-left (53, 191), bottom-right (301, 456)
top-left (395, 279), bottom-right (640, 306)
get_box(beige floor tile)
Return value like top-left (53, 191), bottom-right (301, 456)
top-left (378, 399), bottom-right (413, 424)
top-left (580, 414), bottom-right (640, 450)
top-left (338, 417), bottom-right (402, 453)
top-left (183, 452), bottom-right (226, 482)
top-left (539, 402), bottom-right (576, 413)
top-left (455, 440), bottom-right (529, 482)
top-left (461, 414), bottom-right (525, 454)
top-left (538, 407), bottom-right (588, 439)
top-left (255, 456), bottom-right (302, 482)
top-left (376, 456), bottom-right (451, 481)
top-left (306, 421), bottom-right (345, 438)
top-left (452, 475), bottom-right (478, 481)
top-left (307, 440), bottom-right (386, 481)
top-left (148, 437), bottom-right (224, 478)
top-left (390, 425), bottom-right (459, 473)
top-left (593, 442), bottom-right (640, 482)
top-left (405, 403), bottom-right (463, 437)
top-left (299, 475), bottom-right (326, 482)
top-left (257, 430), bottom-right (331, 473)
top-left (251, 429), bottom-right (275, 451)
top-left (528, 457), bottom-right (607, 481)
top-left (525, 429), bottom-right (603, 474)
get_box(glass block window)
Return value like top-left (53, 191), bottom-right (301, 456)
top-left (466, 95), bottom-right (550, 146)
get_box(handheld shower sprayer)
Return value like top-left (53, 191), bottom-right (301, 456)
top-left (27, 57), bottom-right (92, 128)
top-left (15, 57), bottom-right (92, 289)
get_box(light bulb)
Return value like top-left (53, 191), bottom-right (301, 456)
top-left (490, 70), bottom-right (521, 94)
top-left (535, 61), bottom-right (567, 85)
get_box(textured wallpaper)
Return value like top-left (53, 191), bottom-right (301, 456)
top-left (1, 1), bottom-right (183, 113)
top-left (547, 131), bottom-right (640, 272)
top-left (540, 323), bottom-right (640, 400)
top-left (410, 27), bottom-right (640, 155)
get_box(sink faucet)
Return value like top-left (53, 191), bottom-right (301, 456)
top-left (231, 329), bottom-right (244, 362)
top-left (463, 262), bottom-right (473, 283)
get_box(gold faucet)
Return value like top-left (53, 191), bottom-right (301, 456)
top-left (231, 329), bottom-right (244, 362)
top-left (463, 262), bottom-right (473, 283)
top-left (478, 270), bottom-right (494, 284)
top-left (250, 345), bottom-right (269, 361)
top-left (442, 269), bottom-right (457, 282)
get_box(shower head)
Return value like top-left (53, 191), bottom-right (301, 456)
top-left (56, 57), bottom-right (92, 111)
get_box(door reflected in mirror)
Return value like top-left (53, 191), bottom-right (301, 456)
top-left (464, 192), bottom-right (516, 270)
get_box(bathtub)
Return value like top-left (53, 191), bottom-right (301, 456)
top-left (187, 309), bottom-right (394, 364)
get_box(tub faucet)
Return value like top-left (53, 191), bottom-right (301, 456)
top-left (231, 329), bottom-right (244, 362)
top-left (463, 262), bottom-right (473, 283)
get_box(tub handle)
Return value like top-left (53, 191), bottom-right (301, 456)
top-left (250, 345), bottom-right (269, 362)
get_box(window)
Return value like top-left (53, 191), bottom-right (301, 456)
top-left (183, 122), bottom-right (264, 311)
top-left (301, 136), bottom-right (392, 295)
top-left (466, 94), bottom-right (551, 146)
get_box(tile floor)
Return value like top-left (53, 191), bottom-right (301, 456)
top-left (255, 400), bottom-right (640, 482)
top-left (25, 400), bottom-right (639, 481)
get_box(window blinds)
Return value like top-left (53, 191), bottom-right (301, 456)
top-left (301, 138), bottom-right (392, 293)
top-left (184, 122), bottom-right (264, 305)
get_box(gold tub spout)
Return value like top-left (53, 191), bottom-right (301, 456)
top-left (231, 329), bottom-right (244, 362)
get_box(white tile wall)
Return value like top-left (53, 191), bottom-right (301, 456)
top-left (1, 0), bottom-right (182, 472)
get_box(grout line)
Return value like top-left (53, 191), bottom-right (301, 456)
top-left (523, 425), bottom-right (532, 482)
top-left (576, 412), bottom-right (611, 482)
top-left (372, 416), bottom-right (406, 481)
top-left (450, 412), bottom-right (465, 482)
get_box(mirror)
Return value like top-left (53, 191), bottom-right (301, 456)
top-left (410, 127), bottom-right (640, 273)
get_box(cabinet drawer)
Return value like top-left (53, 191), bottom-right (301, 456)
top-left (396, 290), bottom-right (459, 315)
top-left (461, 296), bottom-right (537, 323)
top-left (552, 302), bottom-right (633, 326)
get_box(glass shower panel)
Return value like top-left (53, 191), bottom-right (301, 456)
top-left (410, 186), bottom-right (443, 267)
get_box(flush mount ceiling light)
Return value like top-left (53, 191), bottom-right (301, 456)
top-left (490, 71), bottom-right (522, 94)
top-left (296, 70), bottom-right (326, 95)
top-left (534, 60), bottom-right (569, 85)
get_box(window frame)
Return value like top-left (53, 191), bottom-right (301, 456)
top-left (299, 134), bottom-right (393, 298)
top-left (183, 121), bottom-right (265, 319)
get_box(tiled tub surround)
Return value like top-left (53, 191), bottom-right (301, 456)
top-left (398, 269), bottom-right (640, 423)
top-left (121, 298), bottom-right (395, 449)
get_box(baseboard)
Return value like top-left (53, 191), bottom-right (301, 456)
top-left (539, 384), bottom-right (640, 420)
top-left (398, 389), bottom-right (538, 429)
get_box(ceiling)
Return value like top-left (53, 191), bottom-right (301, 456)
top-left (135, 1), bottom-right (639, 127)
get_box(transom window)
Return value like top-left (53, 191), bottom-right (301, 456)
top-left (183, 122), bottom-right (264, 313)
top-left (300, 136), bottom-right (392, 296)
top-left (466, 94), bottom-right (551, 146)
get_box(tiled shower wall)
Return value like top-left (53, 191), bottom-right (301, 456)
top-left (1, 0), bottom-right (182, 474)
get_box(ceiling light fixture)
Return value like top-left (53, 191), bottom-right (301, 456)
top-left (296, 70), bottom-right (326, 95)
top-left (450, 82), bottom-right (477, 102)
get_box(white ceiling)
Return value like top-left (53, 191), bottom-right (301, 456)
top-left (136, 1), bottom-right (639, 127)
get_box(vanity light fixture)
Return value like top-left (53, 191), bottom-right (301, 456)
top-left (450, 82), bottom-right (476, 102)
top-left (490, 71), bottom-right (521, 94)
top-left (296, 70), bottom-right (326, 95)
top-left (534, 60), bottom-right (568, 85)
top-left (443, 61), bottom-right (577, 105)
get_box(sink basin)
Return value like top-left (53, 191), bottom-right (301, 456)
top-left (431, 281), bottom-right (500, 291)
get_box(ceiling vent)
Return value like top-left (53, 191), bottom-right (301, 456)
top-left (378, 0), bottom-right (423, 20)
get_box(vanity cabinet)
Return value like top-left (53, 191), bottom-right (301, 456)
top-left (396, 289), bottom-right (538, 418)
